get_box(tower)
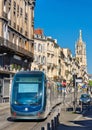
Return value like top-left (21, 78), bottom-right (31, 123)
top-left (75, 30), bottom-right (87, 71)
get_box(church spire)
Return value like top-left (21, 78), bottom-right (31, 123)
top-left (79, 29), bottom-right (82, 42)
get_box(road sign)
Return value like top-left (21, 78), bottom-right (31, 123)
top-left (75, 79), bottom-right (82, 83)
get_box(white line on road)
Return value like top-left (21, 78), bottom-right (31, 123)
top-left (73, 110), bottom-right (87, 121)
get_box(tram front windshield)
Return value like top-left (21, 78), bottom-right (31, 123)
top-left (12, 74), bottom-right (43, 106)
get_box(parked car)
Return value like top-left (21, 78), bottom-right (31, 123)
top-left (79, 93), bottom-right (91, 105)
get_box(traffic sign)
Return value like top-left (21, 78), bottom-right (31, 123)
top-left (75, 79), bottom-right (82, 83)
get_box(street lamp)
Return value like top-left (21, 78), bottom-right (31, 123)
top-left (73, 74), bottom-right (77, 112)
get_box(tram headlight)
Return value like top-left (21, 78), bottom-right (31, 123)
top-left (25, 107), bottom-right (29, 111)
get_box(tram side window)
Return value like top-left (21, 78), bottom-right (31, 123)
top-left (0, 85), bottom-right (2, 94)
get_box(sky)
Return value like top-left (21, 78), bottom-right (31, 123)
top-left (34, 0), bottom-right (92, 74)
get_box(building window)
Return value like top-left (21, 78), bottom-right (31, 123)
top-left (42, 44), bottom-right (45, 52)
top-left (38, 55), bottom-right (41, 63)
top-left (17, 4), bottom-right (19, 13)
top-left (34, 43), bottom-right (36, 51)
top-left (19, 38), bottom-right (21, 46)
top-left (12, 33), bottom-right (14, 43)
top-left (38, 44), bottom-right (42, 52)
top-left (13, 1), bottom-right (16, 10)
top-left (8, 30), bottom-right (10, 40)
top-left (43, 56), bottom-right (46, 64)
top-left (25, 12), bottom-right (28, 21)
top-left (20, 8), bottom-right (23, 15)
top-left (4, 0), bottom-right (7, 12)
top-left (47, 53), bottom-right (50, 57)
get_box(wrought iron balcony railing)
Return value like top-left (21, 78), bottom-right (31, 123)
top-left (0, 37), bottom-right (34, 59)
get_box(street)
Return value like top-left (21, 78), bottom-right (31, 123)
top-left (0, 92), bottom-right (92, 130)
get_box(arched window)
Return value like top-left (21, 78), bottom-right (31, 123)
top-left (38, 43), bottom-right (42, 52)
top-left (4, 0), bottom-right (6, 12)
top-left (43, 56), bottom-right (46, 64)
top-left (38, 55), bottom-right (41, 63)
top-left (34, 42), bottom-right (36, 51)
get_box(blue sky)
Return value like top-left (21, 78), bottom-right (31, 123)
top-left (34, 0), bottom-right (92, 74)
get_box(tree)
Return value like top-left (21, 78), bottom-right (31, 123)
top-left (88, 80), bottom-right (92, 86)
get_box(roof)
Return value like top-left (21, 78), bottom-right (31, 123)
top-left (34, 29), bottom-right (43, 35)
top-left (15, 70), bottom-right (45, 75)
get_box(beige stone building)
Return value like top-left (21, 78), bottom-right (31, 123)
top-left (75, 30), bottom-right (88, 81)
top-left (62, 48), bottom-right (72, 83)
top-left (31, 29), bottom-right (47, 73)
top-left (0, 0), bottom-right (35, 101)
top-left (46, 37), bottom-right (56, 79)
top-left (32, 29), bottom-right (88, 85)
top-left (32, 29), bottom-right (60, 80)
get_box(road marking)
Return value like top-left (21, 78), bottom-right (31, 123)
top-left (73, 115), bottom-right (82, 121)
top-left (84, 117), bottom-right (92, 120)
top-left (73, 110), bottom-right (87, 121)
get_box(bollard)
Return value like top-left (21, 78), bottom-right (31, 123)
top-left (51, 119), bottom-right (54, 130)
top-left (47, 122), bottom-right (50, 130)
top-left (57, 113), bottom-right (60, 125)
top-left (55, 116), bottom-right (58, 126)
top-left (54, 117), bottom-right (57, 129)
top-left (41, 127), bottom-right (45, 130)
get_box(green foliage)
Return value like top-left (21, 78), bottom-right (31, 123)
top-left (88, 80), bottom-right (92, 86)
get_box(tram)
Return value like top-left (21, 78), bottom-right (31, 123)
top-left (10, 71), bottom-right (62, 120)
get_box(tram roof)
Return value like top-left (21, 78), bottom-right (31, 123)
top-left (15, 70), bottom-right (45, 75)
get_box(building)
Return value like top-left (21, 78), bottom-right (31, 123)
top-left (75, 30), bottom-right (88, 81)
top-left (0, 0), bottom-right (35, 102)
top-left (32, 29), bottom-right (60, 80)
top-left (32, 29), bottom-right (47, 73)
top-left (62, 48), bottom-right (72, 83)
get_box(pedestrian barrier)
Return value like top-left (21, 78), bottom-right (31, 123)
top-left (41, 113), bottom-right (60, 130)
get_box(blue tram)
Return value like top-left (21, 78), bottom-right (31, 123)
top-left (10, 71), bottom-right (62, 120)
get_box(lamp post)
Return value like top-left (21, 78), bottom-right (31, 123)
top-left (73, 74), bottom-right (77, 112)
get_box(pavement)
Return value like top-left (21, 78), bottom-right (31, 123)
top-left (57, 102), bottom-right (91, 130)
top-left (0, 102), bottom-right (10, 110)
top-left (57, 109), bottom-right (82, 130)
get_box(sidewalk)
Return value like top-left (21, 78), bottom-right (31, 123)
top-left (0, 102), bottom-right (9, 110)
top-left (57, 103), bottom-right (84, 130)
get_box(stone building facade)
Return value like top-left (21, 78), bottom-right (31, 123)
top-left (75, 30), bottom-right (88, 81)
top-left (32, 29), bottom-right (60, 80)
top-left (0, 0), bottom-right (35, 102)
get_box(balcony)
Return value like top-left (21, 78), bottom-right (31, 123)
top-left (0, 37), bottom-right (33, 60)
